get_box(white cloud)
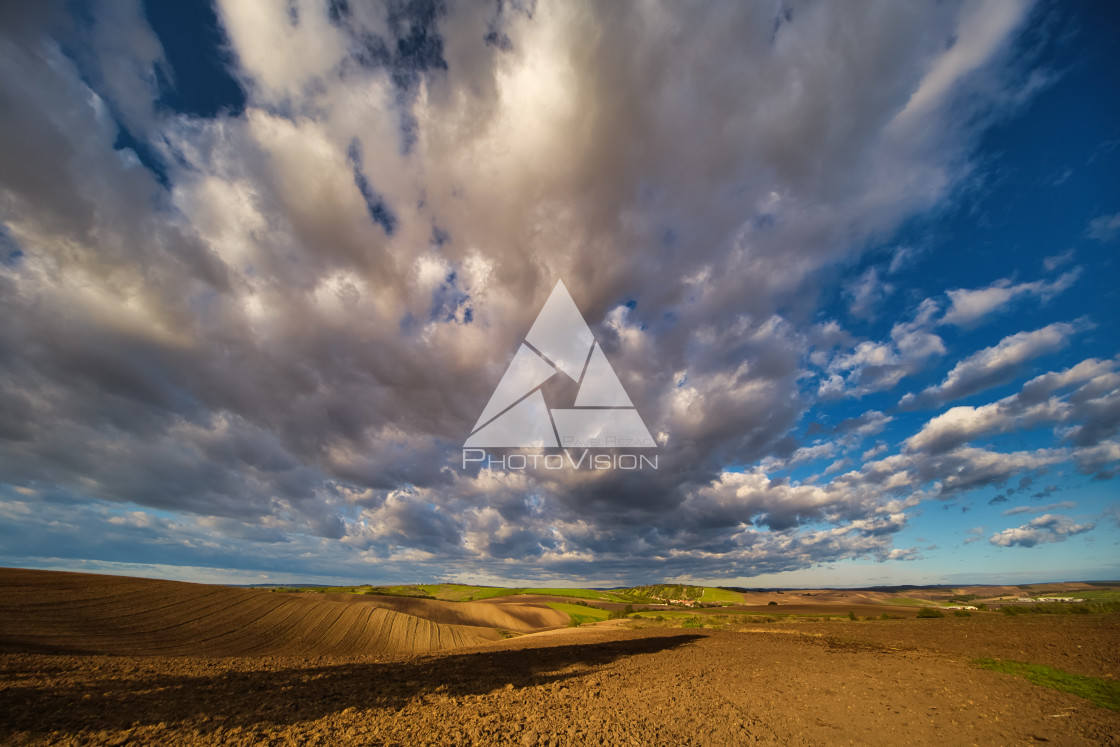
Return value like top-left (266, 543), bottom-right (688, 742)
top-left (905, 357), bottom-right (1120, 454)
top-left (1072, 440), bottom-right (1120, 480)
top-left (828, 259), bottom-right (1079, 403)
top-left (941, 270), bottom-right (1080, 326)
top-left (888, 245), bottom-right (917, 274)
top-left (901, 321), bottom-right (1083, 408)
top-left (837, 410), bottom-right (893, 438)
top-left (844, 267), bottom-right (894, 319)
top-left (1042, 249), bottom-right (1074, 272)
top-left (1085, 211), bottom-right (1120, 242)
top-left (820, 303), bottom-right (947, 398)
top-left (1002, 501), bottom-right (1075, 517)
top-left (862, 443), bottom-right (888, 461)
top-left (989, 513), bottom-right (1095, 547)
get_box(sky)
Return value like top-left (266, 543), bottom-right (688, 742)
top-left (0, 0), bottom-right (1117, 588)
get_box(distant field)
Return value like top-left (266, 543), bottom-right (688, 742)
top-left (521, 588), bottom-right (635, 602)
top-left (545, 602), bottom-right (612, 625)
top-left (354, 583), bottom-right (743, 604)
top-left (336, 584), bottom-right (506, 601)
top-left (1070, 589), bottom-right (1120, 602)
top-left (631, 609), bottom-right (844, 623)
top-left (700, 587), bottom-right (746, 604)
top-left (632, 610), bottom-right (709, 620)
top-left (276, 581), bottom-right (1120, 618)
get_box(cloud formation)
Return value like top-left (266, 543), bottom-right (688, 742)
top-left (1002, 501), bottom-right (1076, 517)
top-left (941, 271), bottom-right (1080, 327)
top-left (900, 322), bottom-right (1084, 409)
top-left (989, 514), bottom-right (1095, 548)
top-left (904, 357), bottom-right (1119, 455)
top-left (0, 0), bottom-right (1113, 584)
top-left (1085, 212), bottom-right (1120, 242)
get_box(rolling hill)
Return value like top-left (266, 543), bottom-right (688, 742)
top-left (0, 568), bottom-right (564, 657)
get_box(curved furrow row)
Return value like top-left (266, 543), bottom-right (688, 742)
top-left (0, 569), bottom-right (527, 657)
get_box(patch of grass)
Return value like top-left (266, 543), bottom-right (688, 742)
top-left (916, 607), bottom-right (945, 618)
top-left (362, 584), bottom-right (477, 600)
top-left (452, 586), bottom-right (519, 601)
top-left (1001, 601), bottom-right (1120, 615)
top-left (546, 601), bottom-right (612, 626)
top-left (521, 588), bottom-right (633, 602)
top-left (631, 609), bottom-right (705, 620)
top-left (631, 611), bottom-right (792, 628)
top-left (700, 587), bottom-right (746, 604)
top-left (1073, 589), bottom-right (1120, 602)
top-left (953, 610), bottom-right (971, 617)
top-left (973, 659), bottom-right (1120, 711)
top-left (361, 584), bottom-right (529, 601)
top-left (890, 597), bottom-right (941, 606)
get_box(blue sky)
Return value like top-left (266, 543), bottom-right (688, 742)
top-left (0, 1), bottom-right (1116, 588)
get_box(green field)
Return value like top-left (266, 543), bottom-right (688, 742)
top-left (1070, 589), bottom-right (1120, 602)
top-left (360, 585), bottom-right (639, 602)
top-left (353, 583), bottom-right (743, 604)
top-left (546, 602), bottom-right (613, 625)
top-left (700, 587), bottom-right (746, 604)
top-left (271, 584), bottom-right (513, 600)
top-left (620, 584), bottom-right (747, 603)
top-left (630, 609), bottom-right (840, 622)
top-left (632, 609), bottom-right (709, 619)
top-left (283, 582), bottom-right (765, 606)
top-left (520, 588), bottom-right (636, 602)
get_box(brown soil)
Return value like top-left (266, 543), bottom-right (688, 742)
top-left (2, 570), bottom-right (1118, 746)
top-left (317, 593), bottom-right (567, 633)
top-left (0, 568), bottom-right (506, 657)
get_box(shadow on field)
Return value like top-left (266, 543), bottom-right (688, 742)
top-left (0, 633), bottom-right (703, 735)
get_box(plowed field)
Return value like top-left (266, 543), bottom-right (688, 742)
top-left (2, 569), bottom-right (1118, 746)
top-left (319, 593), bottom-right (567, 633)
top-left (0, 569), bottom-right (519, 657)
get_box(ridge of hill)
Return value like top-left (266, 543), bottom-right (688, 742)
top-left (0, 568), bottom-right (520, 657)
